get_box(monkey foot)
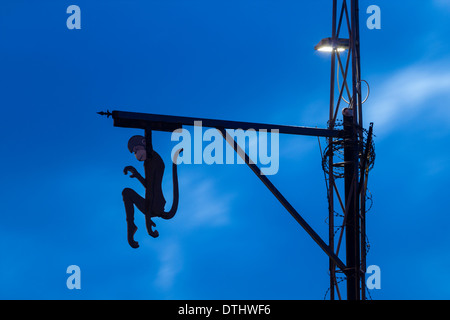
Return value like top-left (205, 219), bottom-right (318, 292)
top-left (127, 224), bottom-right (139, 249)
top-left (149, 229), bottom-right (159, 238)
top-left (128, 240), bottom-right (139, 249)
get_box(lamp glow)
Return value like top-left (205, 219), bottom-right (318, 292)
top-left (315, 37), bottom-right (349, 53)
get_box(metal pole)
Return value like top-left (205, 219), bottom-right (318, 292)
top-left (343, 108), bottom-right (359, 300)
top-left (359, 123), bottom-right (373, 300)
top-left (350, 0), bottom-right (362, 300)
top-left (328, 0), bottom-right (338, 300)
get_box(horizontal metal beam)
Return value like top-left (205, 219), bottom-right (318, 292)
top-left (104, 110), bottom-right (343, 138)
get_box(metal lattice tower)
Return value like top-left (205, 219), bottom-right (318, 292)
top-left (322, 0), bottom-right (374, 300)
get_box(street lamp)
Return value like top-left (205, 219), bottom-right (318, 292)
top-left (315, 37), bottom-right (349, 52)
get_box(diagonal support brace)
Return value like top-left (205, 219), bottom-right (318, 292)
top-left (216, 128), bottom-right (347, 274)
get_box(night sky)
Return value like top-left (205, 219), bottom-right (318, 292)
top-left (1, 0), bottom-right (450, 299)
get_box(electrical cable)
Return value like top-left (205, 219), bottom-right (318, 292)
top-left (336, 62), bottom-right (370, 105)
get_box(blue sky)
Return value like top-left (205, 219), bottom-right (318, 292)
top-left (1, 0), bottom-right (450, 299)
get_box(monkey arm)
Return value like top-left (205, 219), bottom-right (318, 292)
top-left (124, 165), bottom-right (147, 187)
top-left (135, 172), bottom-right (146, 188)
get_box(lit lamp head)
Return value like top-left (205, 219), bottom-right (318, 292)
top-left (314, 37), bottom-right (349, 53)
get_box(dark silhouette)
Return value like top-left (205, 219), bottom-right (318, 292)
top-left (122, 135), bottom-right (182, 248)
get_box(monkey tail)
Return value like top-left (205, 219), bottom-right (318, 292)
top-left (160, 148), bottom-right (182, 220)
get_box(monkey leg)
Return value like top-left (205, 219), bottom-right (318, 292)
top-left (122, 187), bottom-right (159, 242)
top-left (122, 188), bottom-right (147, 248)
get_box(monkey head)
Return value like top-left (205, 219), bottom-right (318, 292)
top-left (127, 135), bottom-right (147, 161)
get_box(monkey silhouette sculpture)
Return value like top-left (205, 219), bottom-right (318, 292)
top-left (122, 135), bottom-right (182, 248)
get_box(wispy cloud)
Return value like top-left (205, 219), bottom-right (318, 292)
top-left (179, 173), bottom-right (236, 228)
top-left (365, 60), bottom-right (450, 135)
top-left (153, 172), bottom-right (235, 293)
top-left (434, 0), bottom-right (450, 10)
top-left (154, 240), bottom-right (183, 291)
